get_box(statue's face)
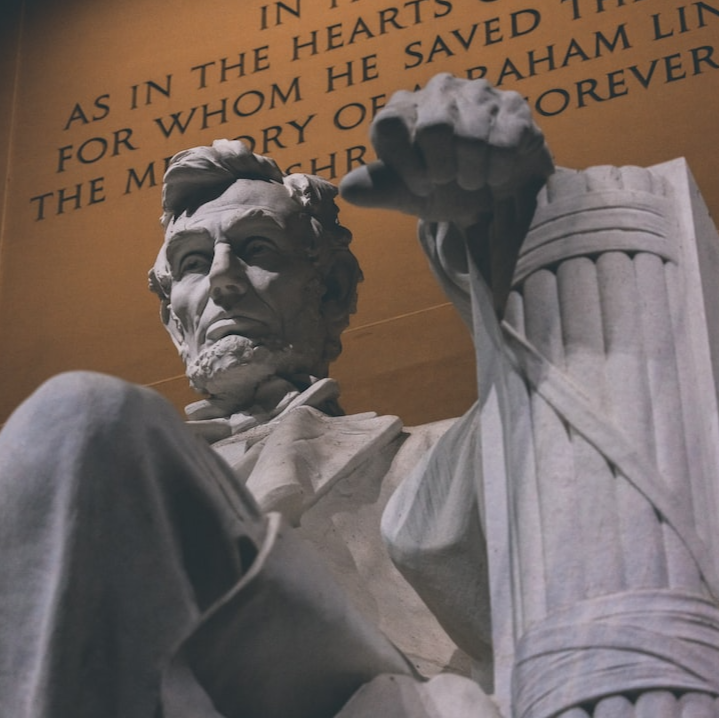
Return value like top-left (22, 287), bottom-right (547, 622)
top-left (163, 179), bottom-right (327, 403)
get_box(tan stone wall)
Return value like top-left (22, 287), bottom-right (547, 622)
top-left (2, 0), bottom-right (719, 426)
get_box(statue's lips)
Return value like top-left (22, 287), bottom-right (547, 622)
top-left (205, 317), bottom-right (267, 342)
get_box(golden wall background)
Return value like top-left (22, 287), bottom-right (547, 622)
top-left (1, 0), bottom-right (718, 426)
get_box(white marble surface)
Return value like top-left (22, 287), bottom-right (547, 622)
top-left (4, 73), bottom-right (719, 718)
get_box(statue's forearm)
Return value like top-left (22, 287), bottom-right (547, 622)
top-left (339, 73), bottom-right (554, 317)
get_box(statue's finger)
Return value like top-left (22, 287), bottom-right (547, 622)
top-left (495, 93), bottom-right (554, 182)
top-left (451, 81), bottom-right (505, 190)
top-left (421, 72), bottom-right (465, 95)
top-left (518, 141), bottom-right (555, 182)
top-left (371, 103), bottom-right (431, 197)
top-left (413, 75), bottom-right (474, 185)
top-left (484, 91), bottom-right (551, 188)
top-left (488, 91), bottom-right (536, 150)
top-left (339, 161), bottom-right (425, 216)
top-left (455, 79), bottom-right (502, 141)
top-left (456, 136), bottom-right (489, 191)
top-left (415, 121), bottom-right (458, 186)
top-left (487, 145), bottom-right (518, 188)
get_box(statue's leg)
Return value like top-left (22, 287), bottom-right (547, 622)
top-left (0, 371), bottom-right (266, 718)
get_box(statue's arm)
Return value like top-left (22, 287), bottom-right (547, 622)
top-left (339, 73), bottom-right (554, 316)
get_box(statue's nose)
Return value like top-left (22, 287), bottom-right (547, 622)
top-left (208, 245), bottom-right (248, 304)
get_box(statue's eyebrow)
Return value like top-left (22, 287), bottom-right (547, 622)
top-left (164, 208), bottom-right (295, 267)
top-left (221, 207), bottom-right (290, 236)
top-left (164, 229), bottom-right (213, 264)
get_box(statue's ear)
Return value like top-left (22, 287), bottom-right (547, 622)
top-left (149, 267), bottom-right (187, 357)
top-left (164, 304), bottom-right (188, 360)
top-left (321, 252), bottom-right (361, 323)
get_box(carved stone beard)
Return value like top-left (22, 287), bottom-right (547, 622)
top-left (184, 330), bottom-right (326, 416)
top-left (174, 275), bottom-right (331, 417)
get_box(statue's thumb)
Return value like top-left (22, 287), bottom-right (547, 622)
top-left (339, 161), bottom-right (425, 216)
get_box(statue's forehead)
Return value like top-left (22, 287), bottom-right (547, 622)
top-left (210, 178), bottom-right (296, 210)
top-left (166, 179), bottom-right (301, 236)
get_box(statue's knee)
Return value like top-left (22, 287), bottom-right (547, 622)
top-left (35, 370), bottom-right (129, 399)
top-left (36, 370), bottom-right (133, 413)
top-left (10, 371), bottom-right (166, 436)
top-left (1, 372), bottom-right (181, 495)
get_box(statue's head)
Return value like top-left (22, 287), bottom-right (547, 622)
top-left (150, 140), bottom-right (362, 412)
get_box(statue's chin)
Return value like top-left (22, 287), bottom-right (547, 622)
top-left (185, 335), bottom-right (316, 410)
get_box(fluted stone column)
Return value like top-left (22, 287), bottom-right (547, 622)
top-left (487, 160), bottom-right (719, 718)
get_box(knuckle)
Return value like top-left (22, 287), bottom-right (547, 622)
top-left (371, 113), bottom-right (410, 142)
top-left (467, 78), bottom-right (491, 93)
top-left (502, 90), bottom-right (528, 107)
top-left (415, 119), bottom-right (454, 138)
top-left (387, 88), bottom-right (415, 105)
top-left (425, 72), bottom-right (456, 91)
top-left (500, 92), bottom-right (533, 122)
top-left (471, 83), bottom-right (501, 107)
top-left (373, 111), bottom-right (405, 130)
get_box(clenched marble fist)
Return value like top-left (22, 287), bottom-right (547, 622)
top-left (340, 73), bottom-right (554, 227)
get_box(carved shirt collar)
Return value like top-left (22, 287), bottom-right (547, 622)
top-left (184, 377), bottom-right (343, 443)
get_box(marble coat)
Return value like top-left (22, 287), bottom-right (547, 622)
top-left (208, 382), bottom-right (493, 682)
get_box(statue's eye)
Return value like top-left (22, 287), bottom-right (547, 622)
top-left (178, 252), bottom-right (211, 276)
top-left (241, 237), bottom-right (275, 263)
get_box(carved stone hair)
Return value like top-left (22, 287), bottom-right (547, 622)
top-left (149, 139), bottom-right (362, 367)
